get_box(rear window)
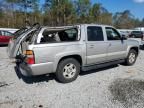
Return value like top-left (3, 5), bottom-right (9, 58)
top-left (132, 31), bottom-right (142, 34)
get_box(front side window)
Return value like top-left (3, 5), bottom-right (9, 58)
top-left (106, 27), bottom-right (121, 40)
top-left (87, 26), bottom-right (104, 41)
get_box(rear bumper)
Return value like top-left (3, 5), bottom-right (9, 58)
top-left (19, 62), bottom-right (54, 76)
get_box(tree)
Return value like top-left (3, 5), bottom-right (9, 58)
top-left (6, 0), bottom-right (19, 27)
top-left (89, 3), bottom-right (112, 25)
top-left (141, 18), bottom-right (144, 27)
top-left (30, 0), bottom-right (41, 24)
top-left (113, 10), bottom-right (135, 29)
top-left (43, 0), bottom-right (76, 26)
top-left (74, 0), bottom-right (91, 23)
top-left (0, 0), bottom-right (143, 28)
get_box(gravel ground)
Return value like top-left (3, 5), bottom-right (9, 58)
top-left (0, 46), bottom-right (144, 108)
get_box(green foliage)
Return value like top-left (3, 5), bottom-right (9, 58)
top-left (113, 10), bottom-right (136, 29)
top-left (0, 0), bottom-right (143, 28)
top-left (89, 3), bottom-right (112, 24)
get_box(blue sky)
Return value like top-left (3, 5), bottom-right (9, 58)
top-left (92, 0), bottom-right (144, 20)
top-left (40, 0), bottom-right (144, 20)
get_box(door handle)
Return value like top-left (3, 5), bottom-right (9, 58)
top-left (90, 45), bottom-right (94, 48)
top-left (109, 43), bottom-right (111, 46)
top-left (90, 45), bottom-right (94, 46)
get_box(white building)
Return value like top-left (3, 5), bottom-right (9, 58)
top-left (135, 27), bottom-right (144, 31)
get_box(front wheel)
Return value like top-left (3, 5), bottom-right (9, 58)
top-left (56, 58), bottom-right (80, 83)
top-left (125, 49), bottom-right (137, 66)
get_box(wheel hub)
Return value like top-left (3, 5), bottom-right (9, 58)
top-left (129, 53), bottom-right (136, 64)
top-left (63, 63), bottom-right (77, 79)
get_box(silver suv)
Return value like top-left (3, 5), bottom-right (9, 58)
top-left (8, 24), bottom-right (139, 83)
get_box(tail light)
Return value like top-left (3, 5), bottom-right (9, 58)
top-left (24, 50), bottom-right (35, 64)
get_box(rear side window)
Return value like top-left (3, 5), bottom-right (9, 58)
top-left (40, 28), bottom-right (78, 43)
top-left (87, 26), bottom-right (104, 41)
top-left (64, 29), bottom-right (78, 41)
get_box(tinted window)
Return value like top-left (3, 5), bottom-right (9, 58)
top-left (1, 31), bottom-right (13, 36)
top-left (106, 27), bottom-right (121, 40)
top-left (132, 31), bottom-right (142, 34)
top-left (87, 26), bottom-right (104, 41)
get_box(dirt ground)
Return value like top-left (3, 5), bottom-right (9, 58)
top-left (0, 46), bottom-right (144, 108)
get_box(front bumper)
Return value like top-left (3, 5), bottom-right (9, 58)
top-left (19, 62), bottom-right (54, 76)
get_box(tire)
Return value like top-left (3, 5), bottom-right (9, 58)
top-left (56, 58), bottom-right (80, 83)
top-left (142, 45), bottom-right (144, 49)
top-left (125, 49), bottom-right (137, 66)
top-left (132, 35), bottom-right (136, 38)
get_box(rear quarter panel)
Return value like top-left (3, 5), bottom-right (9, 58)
top-left (32, 42), bottom-right (84, 72)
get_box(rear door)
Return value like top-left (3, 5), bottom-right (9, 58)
top-left (86, 26), bottom-right (108, 65)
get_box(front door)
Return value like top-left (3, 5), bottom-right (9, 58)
top-left (105, 27), bottom-right (127, 61)
top-left (86, 26), bottom-right (108, 65)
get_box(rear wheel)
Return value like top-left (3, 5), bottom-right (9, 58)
top-left (56, 58), bottom-right (80, 83)
top-left (125, 49), bottom-right (137, 66)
